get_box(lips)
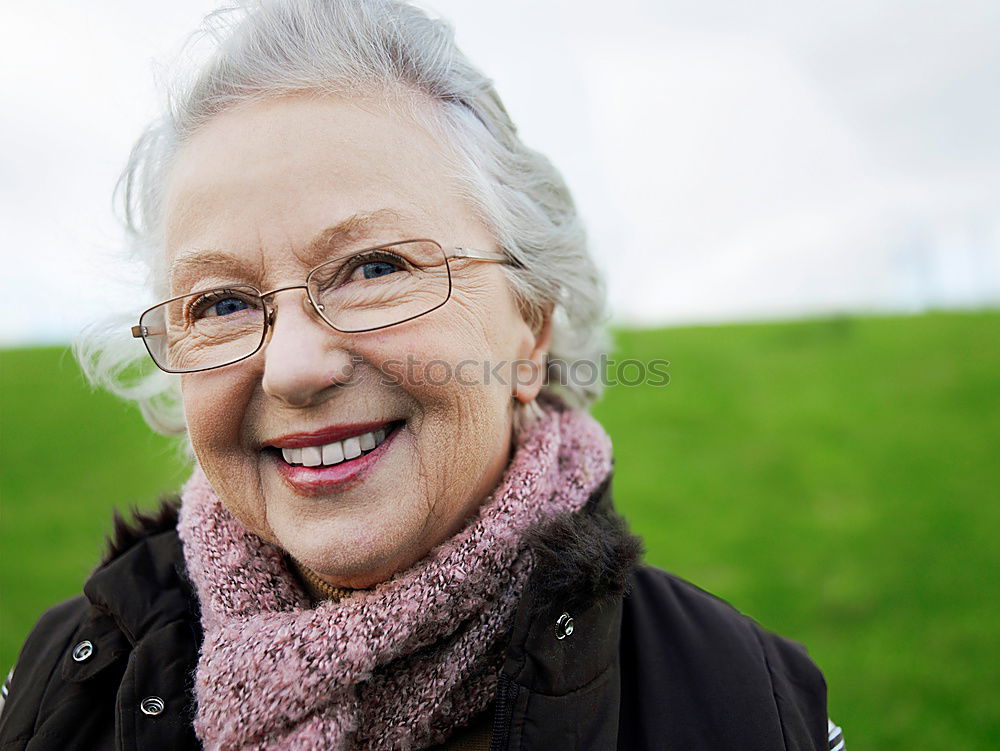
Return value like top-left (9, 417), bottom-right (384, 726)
top-left (268, 420), bottom-right (399, 449)
top-left (266, 420), bottom-right (405, 496)
top-left (278, 421), bottom-right (401, 468)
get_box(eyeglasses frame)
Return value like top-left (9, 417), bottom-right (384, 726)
top-left (130, 238), bottom-right (511, 374)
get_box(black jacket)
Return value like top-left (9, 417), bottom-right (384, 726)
top-left (0, 478), bottom-right (830, 750)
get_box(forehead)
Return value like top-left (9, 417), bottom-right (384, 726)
top-left (162, 95), bottom-right (468, 290)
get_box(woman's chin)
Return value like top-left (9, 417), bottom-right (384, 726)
top-left (283, 521), bottom-right (415, 590)
top-left (248, 423), bottom-right (427, 586)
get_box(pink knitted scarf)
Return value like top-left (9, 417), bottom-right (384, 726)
top-left (177, 394), bottom-right (613, 750)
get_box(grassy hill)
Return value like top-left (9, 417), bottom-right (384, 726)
top-left (2, 310), bottom-right (998, 749)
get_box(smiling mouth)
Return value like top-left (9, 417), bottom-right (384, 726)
top-left (269, 420), bottom-right (405, 468)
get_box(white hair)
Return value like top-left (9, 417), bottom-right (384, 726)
top-left (74, 0), bottom-right (610, 436)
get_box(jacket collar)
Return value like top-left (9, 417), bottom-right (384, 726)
top-left (490, 473), bottom-right (641, 749)
top-left (59, 510), bottom-right (198, 685)
top-left (85, 509), bottom-right (199, 646)
top-left (509, 471), bottom-right (641, 692)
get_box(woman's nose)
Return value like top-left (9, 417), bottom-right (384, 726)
top-left (259, 290), bottom-right (356, 408)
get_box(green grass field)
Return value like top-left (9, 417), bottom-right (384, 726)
top-left (2, 311), bottom-right (998, 748)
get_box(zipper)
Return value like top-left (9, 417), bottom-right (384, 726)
top-left (489, 673), bottom-right (519, 751)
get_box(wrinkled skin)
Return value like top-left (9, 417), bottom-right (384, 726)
top-left (165, 95), bottom-right (550, 588)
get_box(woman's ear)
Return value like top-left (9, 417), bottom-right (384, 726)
top-left (513, 305), bottom-right (553, 404)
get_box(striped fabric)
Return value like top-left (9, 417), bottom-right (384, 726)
top-left (0, 667), bottom-right (12, 716)
top-left (829, 717), bottom-right (846, 750)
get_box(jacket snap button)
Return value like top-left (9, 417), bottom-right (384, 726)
top-left (71, 640), bottom-right (94, 662)
top-left (555, 612), bottom-right (575, 640)
top-left (140, 696), bottom-right (165, 716)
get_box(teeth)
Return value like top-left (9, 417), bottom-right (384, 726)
top-left (342, 436), bottom-right (362, 460)
top-left (322, 441), bottom-right (344, 465)
top-left (280, 424), bottom-right (395, 468)
top-left (282, 447), bottom-right (302, 465)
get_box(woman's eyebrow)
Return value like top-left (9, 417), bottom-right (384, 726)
top-left (298, 209), bottom-right (405, 267)
top-left (169, 209), bottom-right (406, 288)
top-left (169, 249), bottom-right (260, 293)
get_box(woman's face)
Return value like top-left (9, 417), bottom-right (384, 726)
top-left (165, 95), bottom-right (549, 588)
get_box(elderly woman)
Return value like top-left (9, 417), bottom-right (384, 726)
top-left (0, 2), bottom-right (842, 750)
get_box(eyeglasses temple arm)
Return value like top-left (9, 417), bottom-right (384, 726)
top-left (449, 247), bottom-right (518, 266)
top-left (132, 325), bottom-right (166, 338)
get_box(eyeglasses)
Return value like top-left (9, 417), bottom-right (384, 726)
top-left (131, 238), bottom-right (510, 373)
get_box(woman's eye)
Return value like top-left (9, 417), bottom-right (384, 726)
top-left (189, 291), bottom-right (258, 319)
top-left (209, 297), bottom-right (251, 316)
top-left (316, 250), bottom-right (410, 290)
top-left (359, 260), bottom-right (401, 279)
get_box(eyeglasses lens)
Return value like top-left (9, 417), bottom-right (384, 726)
top-left (139, 241), bottom-right (451, 373)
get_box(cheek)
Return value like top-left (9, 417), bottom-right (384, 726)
top-left (182, 372), bottom-right (274, 537)
top-left (182, 373), bottom-right (245, 449)
top-left (393, 311), bottom-right (510, 411)
top-left (394, 306), bottom-right (517, 471)
top-left (181, 371), bottom-right (260, 487)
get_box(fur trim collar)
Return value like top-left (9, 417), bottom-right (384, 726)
top-left (101, 495), bottom-right (182, 567)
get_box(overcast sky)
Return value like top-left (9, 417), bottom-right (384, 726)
top-left (1, 0), bottom-right (998, 344)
